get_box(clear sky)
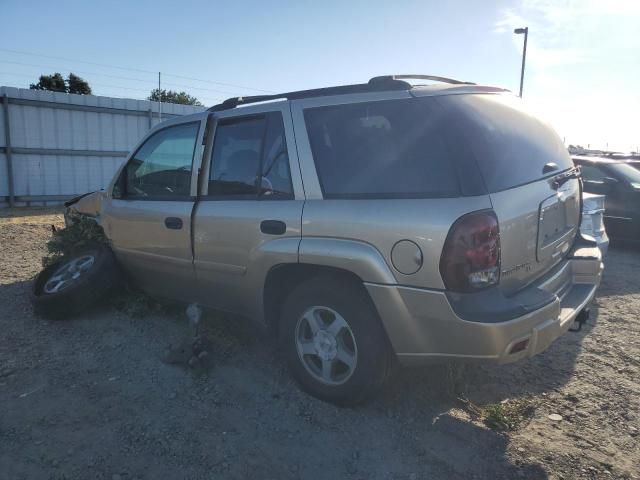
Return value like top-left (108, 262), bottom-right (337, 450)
top-left (1, 0), bottom-right (638, 151)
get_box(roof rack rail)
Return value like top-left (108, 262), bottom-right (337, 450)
top-left (208, 74), bottom-right (473, 112)
top-left (369, 74), bottom-right (475, 85)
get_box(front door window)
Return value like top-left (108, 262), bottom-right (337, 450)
top-left (116, 122), bottom-right (200, 199)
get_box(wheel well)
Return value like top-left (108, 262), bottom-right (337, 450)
top-left (263, 264), bottom-right (369, 334)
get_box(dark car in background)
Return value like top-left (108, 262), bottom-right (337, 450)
top-left (573, 156), bottom-right (640, 241)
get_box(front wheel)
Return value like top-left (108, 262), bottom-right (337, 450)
top-left (280, 276), bottom-right (393, 405)
top-left (31, 244), bottom-right (119, 319)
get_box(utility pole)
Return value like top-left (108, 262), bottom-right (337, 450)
top-left (158, 72), bottom-right (162, 122)
top-left (514, 27), bottom-right (528, 98)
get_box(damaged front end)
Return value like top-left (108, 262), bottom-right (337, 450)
top-left (63, 191), bottom-right (105, 227)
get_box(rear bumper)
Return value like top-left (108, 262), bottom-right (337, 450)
top-left (366, 247), bottom-right (603, 366)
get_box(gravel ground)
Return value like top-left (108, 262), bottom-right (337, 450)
top-left (1, 209), bottom-right (638, 480)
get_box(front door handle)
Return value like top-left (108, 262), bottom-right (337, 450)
top-left (260, 220), bottom-right (286, 235)
top-left (164, 217), bottom-right (183, 230)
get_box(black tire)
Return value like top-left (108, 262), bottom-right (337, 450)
top-left (280, 275), bottom-right (393, 406)
top-left (31, 244), bottom-right (119, 319)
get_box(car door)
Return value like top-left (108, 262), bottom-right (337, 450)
top-left (192, 103), bottom-right (304, 317)
top-left (101, 118), bottom-right (205, 301)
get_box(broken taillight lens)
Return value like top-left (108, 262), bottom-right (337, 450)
top-left (439, 210), bottom-right (501, 293)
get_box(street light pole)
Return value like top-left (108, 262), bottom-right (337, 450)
top-left (514, 27), bottom-right (528, 97)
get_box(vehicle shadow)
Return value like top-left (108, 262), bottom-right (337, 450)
top-left (363, 365), bottom-right (550, 479)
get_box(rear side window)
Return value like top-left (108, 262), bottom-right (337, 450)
top-left (303, 99), bottom-right (461, 198)
top-left (438, 94), bottom-right (573, 192)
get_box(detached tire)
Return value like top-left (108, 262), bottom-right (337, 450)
top-left (280, 275), bottom-right (394, 406)
top-left (31, 244), bottom-right (119, 319)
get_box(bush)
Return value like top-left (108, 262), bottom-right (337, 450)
top-left (43, 218), bottom-right (108, 267)
top-left (481, 398), bottom-right (536, 431)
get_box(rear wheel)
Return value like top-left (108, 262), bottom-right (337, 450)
top-left (280, 275), bottom-right (393, 405)
top-left (31, 244), bottom-right (119, 319)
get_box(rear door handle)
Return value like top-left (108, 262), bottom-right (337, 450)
top-left (164, 217), bottom-right (183, 230)
top-left (260, 220), bottom-right (286, 235)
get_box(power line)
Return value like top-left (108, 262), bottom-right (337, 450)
top-left (162, 72), bottom-right (274, 93)
top-left (0, 48), bottom-right (155, 74)
top-left (0, 59), bottom-right (154, 84)
top-left (160, 81), bottom-right (239, 96)
top-left (0, 59), bottom-right (242, 96)
top-left (0, 72), bottom-right (225, 103)
top-left (0, 48), bottom-right (274, 93)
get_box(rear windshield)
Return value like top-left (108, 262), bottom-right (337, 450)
top-left (303, 94), bottom-right (572, 197)
top-left (303, 99), bottom-right (461, 199)
top-left (438, 94), bottom-right (573, 192)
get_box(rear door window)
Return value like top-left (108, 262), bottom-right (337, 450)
top-left (208, 113), bottom-right (293, 198)
top-left (303, 99), bottom-right (461, 199)
top-left (209, 117), bottom-right (265, 196)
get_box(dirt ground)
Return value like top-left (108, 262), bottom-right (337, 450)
top-left (1, 209), bottom-right (638, 480)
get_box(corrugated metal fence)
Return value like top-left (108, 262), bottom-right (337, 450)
top-left (0, 86), bottom-right (205, 207)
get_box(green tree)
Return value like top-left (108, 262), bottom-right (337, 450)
top-left (148, 88), bottom-right (202, 106)
top-left (30, 73), bottom-right (67, 92)
top-left (66, 73), bottom-right (92, 95)
top-left (29, 72), bottom-right (92, 95)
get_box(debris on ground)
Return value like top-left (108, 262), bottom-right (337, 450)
top-left (162, 334), bottom-right (214, 373)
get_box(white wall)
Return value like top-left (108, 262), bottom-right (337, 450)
top-left (0, 86), bottom-right (205, 206)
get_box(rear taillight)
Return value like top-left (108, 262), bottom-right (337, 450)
top-left (439, 210), bottom-right (501, 293)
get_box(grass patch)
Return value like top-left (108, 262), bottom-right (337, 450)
top-left (481, 397), bottom-right (537, 431)
top-left (113, 288), bottom-right (165, 318)
top-left (457, 395), bottom-right (537, 431)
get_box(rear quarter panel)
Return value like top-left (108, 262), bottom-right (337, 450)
top-left (300, 197), bottom-right (492, 289)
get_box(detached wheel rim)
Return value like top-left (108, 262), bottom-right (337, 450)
top-left (295, 306), bottom-right (358, 386)
top-left (43, 255), bottom-right (95, 294)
